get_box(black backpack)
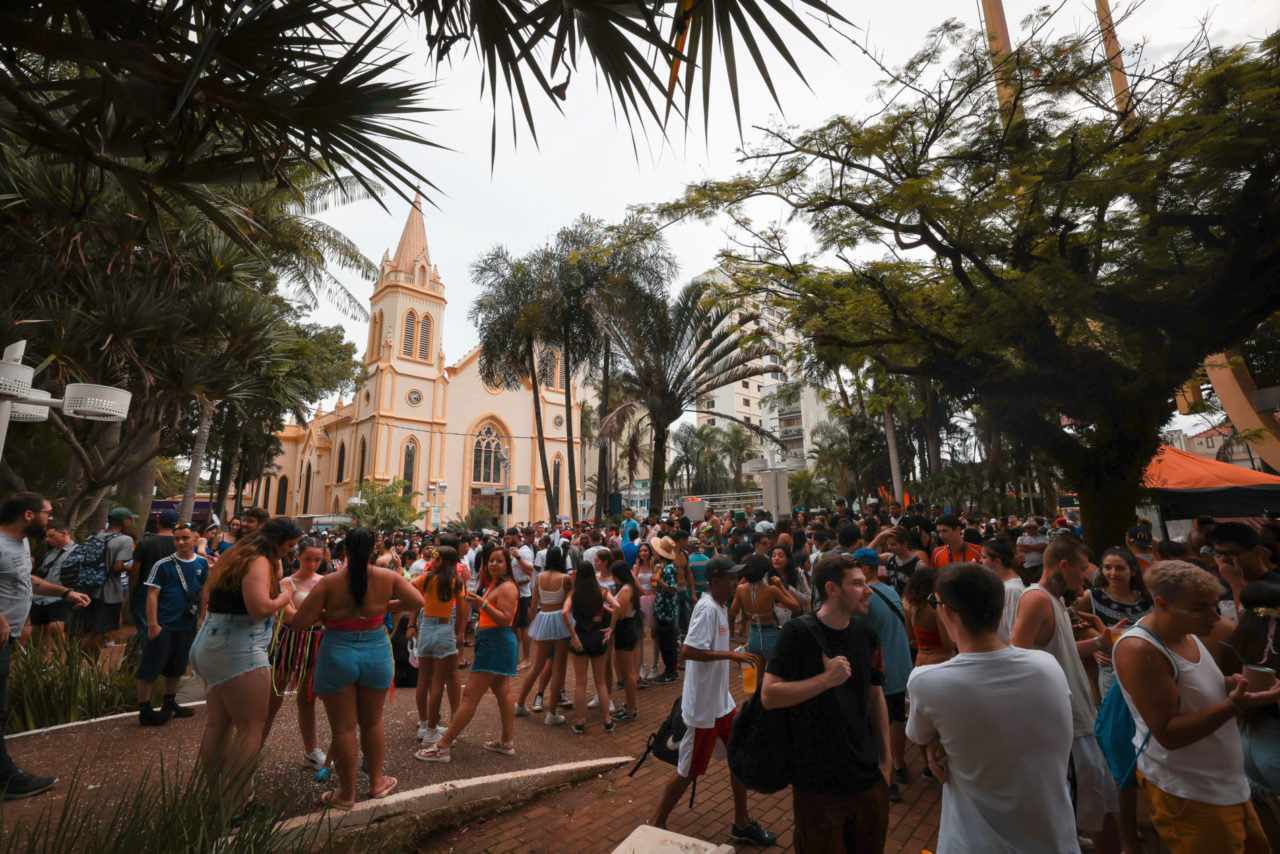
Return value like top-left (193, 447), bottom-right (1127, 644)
top-left (391, 613), bottom-right (418, 688)
top-left (628, 696), bottom-right (700, 807)
top-left (728, 657), bottom-right (793, 794)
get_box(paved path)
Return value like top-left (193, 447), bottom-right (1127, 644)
top-left (5, 661), bottom-right (944, 853)
top-left (417, 672), bottom-right (942, 854)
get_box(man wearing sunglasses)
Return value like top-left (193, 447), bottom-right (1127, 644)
top-left (907, 562), bottom-right (1078, 852)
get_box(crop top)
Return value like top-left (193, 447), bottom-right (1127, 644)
top-left (208, 585), bottom-right (248, 615)
top-left (538, 574), bottom-right (567, 606)
top-left (419, 574), bottom-right (465, 619)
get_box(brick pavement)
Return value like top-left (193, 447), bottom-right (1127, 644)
top-left (418, 669), bottom-right (941, 854)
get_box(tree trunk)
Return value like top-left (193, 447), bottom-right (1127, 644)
top-left (595, 340), bottom-right (611, 521)
top-left (1076, 474), bottom-right (1139, 559)
top-left (924, 382), bottom-right (943, 475)
top-left (115, 429), bottom-right (158, 517)
top-left (215, 430), bottom-right (241, 522)
top-left (179, 397), bottom-right (216, 524)
top-left (648, 424), bottom-right (669, 514)
top-left (883, 404), bottom-right (904, 503)
top-left (528, 343), bottom-right (557, 521)
top-left (564, 349), bottom-right (580, 524)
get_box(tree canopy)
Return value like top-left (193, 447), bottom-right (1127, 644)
top-left (659, 20), bottom-right (1280, 551)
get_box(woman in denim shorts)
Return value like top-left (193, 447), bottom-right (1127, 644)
top-left (189, 518), bottom-right (300, 809)
top-left (293, 528), bottom-right (424, 810)
top-left (409, 546), bottom-right (469, 746)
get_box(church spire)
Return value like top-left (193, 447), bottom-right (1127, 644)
top-left (390, 191), bottom-right (429, 273)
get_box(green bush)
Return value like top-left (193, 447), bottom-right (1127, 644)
top-left (0, 765), bottom-right (354, 854)
top-left (6, 635), bottom-right (136, 733)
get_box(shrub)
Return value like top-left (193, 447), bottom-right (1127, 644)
top-left (0, 765), bottom-right (355, 854)
top-left (6, 635), bottom-right (136, 733)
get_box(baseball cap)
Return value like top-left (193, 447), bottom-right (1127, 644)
top-left (705, 556), bottom-right (739, 581)
top-left (108, 507), bottom-right (137, 524)
top-left (157, 509), bottom-right (180, 527)
top-left (733, 510), bottom-right (747, 522)
top-left (754, 520), bottom-right (775, 534)
top-left (852, 547), bottom-right (880, 568)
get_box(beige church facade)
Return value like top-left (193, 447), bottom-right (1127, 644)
top-left (258, 198), bottom-right (590, 529)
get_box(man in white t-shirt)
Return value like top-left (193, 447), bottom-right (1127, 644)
top-left (980, 537), bottom-right (1024, 642)
top-left (1016, 519), bottom-right (1049, 572)
top-left (907, 562), bottom-right (1079, 853)
top-left (652, 558), bottom-right (775, 847)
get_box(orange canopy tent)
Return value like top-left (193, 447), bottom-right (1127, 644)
top-left (1143, 445), bottom-right (1280, 519)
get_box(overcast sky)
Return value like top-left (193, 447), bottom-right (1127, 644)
top-left (307, 1), bottom-right (1278, 370)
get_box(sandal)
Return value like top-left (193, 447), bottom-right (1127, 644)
top-left (318, 790), bottom-right (354, 811)
top-left (369, 776), bottom-right (398, 799)
top-left (415, 745), bottom-right (452, 764)
top-left (482, 740), bottom-right (516, 756)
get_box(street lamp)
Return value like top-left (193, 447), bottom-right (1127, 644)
top-left (497, 448), bottom-right (510, 529)
top-left (0, 341), bottom-right (131, 463)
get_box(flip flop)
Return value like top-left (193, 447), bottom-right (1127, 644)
top-left (318, 790), bottom-right (354, 811)
top-left (415, 745), bottom-right (451, 763)
top-left (369, 776), bottom-right (398, 799)
top-left (482, 740), bottom-right (516, 756)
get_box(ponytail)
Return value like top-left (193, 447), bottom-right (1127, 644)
top-left (433, 546), bottom-right (459, 602)
top-left (345, 528), bottom-right (374, 606)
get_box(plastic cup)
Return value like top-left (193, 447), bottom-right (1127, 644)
top-left (1245, 665), bottom-right (1276, 692)
top-left (743, 662), bottom-right (758, 694)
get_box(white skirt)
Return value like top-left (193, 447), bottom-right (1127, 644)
top-left (528, 609), bottom-right (570, 642)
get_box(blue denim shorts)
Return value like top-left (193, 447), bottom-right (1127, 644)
top-left (416, 614), bottom-right (457, 660)
top-left (314, 628), bottom-right (393, 695)
top-left (472, 627), bottom-right (517, 677)
top-left (747, 623), bottom-right (781, 663)
top-left (190, 613), bottom-right (273, 689)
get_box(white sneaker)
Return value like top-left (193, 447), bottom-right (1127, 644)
top-left (304, 748), bottom-right (327, 770)
top-left (532, 694), bottom-right (544, 713)
top-left (544, 712), bottom-right (567, 726)
top-left (587, 695), bottom-right (600, 709)
top-left (420, 728), bottom-right (442, 746)
top-left (437, 724), bottom-right (448, 735)
top-left (416, 722), bottom-right (431, 744)
top-left (608, 700), bottom-right (617, 713)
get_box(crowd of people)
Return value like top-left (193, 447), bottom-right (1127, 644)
top-left (2, 488), bottom-right (1280, 852)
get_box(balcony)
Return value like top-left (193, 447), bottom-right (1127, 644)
top-left (780, 426), bottom-right (804, 440)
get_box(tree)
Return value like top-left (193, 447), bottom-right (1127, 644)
top-left (604, 278), bottom-right (777, 511)
top-left (788, 469), bottom-right (832, 512)
top-left (349, 479), bottom-right (419, 531)
top-left (662, 21), bottom-right (1280, 553)
top-left (719, 425), bottom-right (757, 491)
top-left (469, 247), bottom-right (558, 521)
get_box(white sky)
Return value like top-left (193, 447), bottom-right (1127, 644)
top-left (306, 1), bottom-right (1278, 372)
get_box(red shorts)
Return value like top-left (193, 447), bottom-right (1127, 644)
top-left (676, 710), bottom-right (736, 779)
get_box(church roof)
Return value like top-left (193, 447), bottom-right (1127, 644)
top-left (389, 192), bottom-right (429, 272)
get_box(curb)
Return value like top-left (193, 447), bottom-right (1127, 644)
top-left (280, 755), bottom-right (632, 836)
top-left (8, 701), bottom-right (209, 740)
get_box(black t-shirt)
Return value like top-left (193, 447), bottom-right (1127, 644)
top-left (131, 534), bottom-right (175, 618)
top-left (766, 614), bottom-right (885, 794)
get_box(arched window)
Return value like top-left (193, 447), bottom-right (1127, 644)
top-left (357, 437), bottom-right (367, 483)
top-left (552, 457), bottom-right (562, 515)
top-left (303, 463), bottom-right (312, 515)
top-left (402, 439), bottom-right (417, 496)
top-left (275, 476), bottom-right (288, 515)
top-left (560, 354), bottom-right (569, 390)
top-left (402, 311), bottom-right (417, 357)
top-left (335, 443), bottom-right (346, 483)
top-left (260, 477), bottom-right (271, 510)
top-left (544, 350), bottom-right (561, 390)
top-left (472, 425), bottom-right (505, 484)
top-left (418, 314), bottom-right (432, 361)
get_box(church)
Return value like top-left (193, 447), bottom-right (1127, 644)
top-left (259, 197), bottom-right (591, 529)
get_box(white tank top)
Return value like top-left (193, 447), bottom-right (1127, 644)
top-left (1027, 584), bottom-right (1096, 737)
top-left (1116, 623), bottom-right (1250, 805)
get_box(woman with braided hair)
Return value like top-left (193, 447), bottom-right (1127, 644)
top-left (263, 538), bottom-right (328, 770)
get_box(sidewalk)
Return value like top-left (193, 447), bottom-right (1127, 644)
top-left (418, 673), bottom-right (942, 854)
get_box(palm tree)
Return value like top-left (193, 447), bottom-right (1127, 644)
top-left (604, 278), bottom-right (777, 511)
top-left (718, 424), bottom-right (757, 491)
top-left (469, 247), bottom-right (558, 521)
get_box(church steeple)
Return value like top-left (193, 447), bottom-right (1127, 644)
top-left (390, 192), bottom-right (430, 274)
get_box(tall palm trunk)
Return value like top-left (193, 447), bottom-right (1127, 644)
top-left (595, 340), bottom-right (611, 521)
top-left (528, 343), bottom-right (557, 521)
top-left (179, 397), bottom-right (217, 523)
top-left (649, 423), bottom-right (669, 513)
top-left (563, 347), bottom-right (580, 524)
top-left (883, 403), bottom-right (904, 503)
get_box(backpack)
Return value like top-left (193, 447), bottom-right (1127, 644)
top-left (727, 658), bottom-right (793, 793)
top-left (61, 532), bottom-right (122, 593)
top-left (1094, 623), bottom-right (1179, 788)
top-left (628, 696), bottom-right (700, 807)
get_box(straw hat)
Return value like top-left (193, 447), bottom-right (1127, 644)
top-left (650, 535), bottom-right (679, 561)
